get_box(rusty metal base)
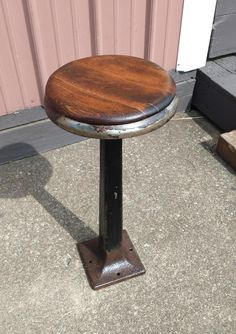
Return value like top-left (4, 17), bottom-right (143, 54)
top-left (78, 230), bottom-right (145, 290)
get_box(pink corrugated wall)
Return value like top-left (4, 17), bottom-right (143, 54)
top-left (0, 0), bottom-right (184, 116)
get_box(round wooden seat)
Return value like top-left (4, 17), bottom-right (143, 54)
top-left (44, 55), bottom-right (177, 139)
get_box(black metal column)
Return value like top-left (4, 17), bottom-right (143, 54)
top-left (99, 139), bottom-right (123, 251)
top-left (79, 138), bottom-right (145, 289)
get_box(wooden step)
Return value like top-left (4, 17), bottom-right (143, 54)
top-left (216, 130), bottom-right (236, 170)
top-left (192, 55), bottom-right (236, 131)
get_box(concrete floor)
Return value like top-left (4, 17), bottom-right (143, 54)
top-left (0, 112), bottom-right (235, 333)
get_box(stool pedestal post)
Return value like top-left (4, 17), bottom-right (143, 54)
top-left (78, 139), bottom-right (145, 290)
top-left (99, 139), bottom-right (123, 251)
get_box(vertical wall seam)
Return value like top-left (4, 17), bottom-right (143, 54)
top-left (89, 0), bottom-right (98, 55)
top-left (21, 0), bottom-right (44, 103)
top-left (174, 0), bottom-right (185, 69)
top-left (0, 87), bottom-right (8, 114)
top-left (130, 0), bottom-right (133, 54)
top-left (1, 0), bottom-right (27, 107)
top-left (150, 0), bottom-right (157, 60)
top-left (0, 65), bottom-right (9, 113)
top-left (144, 0), bottom-right (153, 60)
top-left (49, 0), bottom-right (61, 66)
top-left (70, 0), bottom-right (79, 58)
top-left (25, 0), bottom-right (48, 95)
top-left (163, 0), bottom-right (184, 69)
top-left (163, 0), bottom-right (170, 66)
top-left (95, 0), bottom-right (103, 54)
top-left (113, 0), bottom-right (117, 53)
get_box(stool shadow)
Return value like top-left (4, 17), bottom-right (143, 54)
top-left (0, 143), bottom-right (96, 242)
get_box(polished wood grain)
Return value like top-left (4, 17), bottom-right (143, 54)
top-left (44, 55), bottom-right (175, 125)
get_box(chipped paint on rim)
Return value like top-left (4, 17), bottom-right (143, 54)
top-left (54, 97), bottom-right (178, 139)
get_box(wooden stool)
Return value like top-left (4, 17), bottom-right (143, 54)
top-left (44, 55), bottom-right (177, 290)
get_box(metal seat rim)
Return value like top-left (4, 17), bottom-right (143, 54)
top-left (49, 96), bottom-right (178, 140)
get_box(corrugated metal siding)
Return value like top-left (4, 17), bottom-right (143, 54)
top-left (0, 0), bottom-right (184, 116)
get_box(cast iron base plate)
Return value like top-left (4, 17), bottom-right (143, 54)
top-left (78, 230), bottom-right (145, 290)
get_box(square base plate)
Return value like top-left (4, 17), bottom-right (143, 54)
top-left (78, 230), bottom-right (145, 290)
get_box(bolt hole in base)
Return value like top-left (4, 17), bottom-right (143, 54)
top-left (89, 260), bottom-right (92, 263)
top-left (129, 248), bottom-right (133, 251)
top-left (78, 230), bottom-right (146, 289)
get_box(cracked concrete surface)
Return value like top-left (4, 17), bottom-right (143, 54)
top-left (0, 112), bottom-right (235, 333)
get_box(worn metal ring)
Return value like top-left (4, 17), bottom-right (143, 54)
top-left (49, 96), bottom-right (178, 140)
